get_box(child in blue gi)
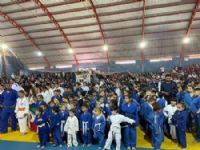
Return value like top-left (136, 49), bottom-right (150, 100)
top-left (121, 92), bottom-right (139, 150)
top-left (80, 103), bottom-right (92, 147)
top-left (172, 102), bottom-right (188, 150)
top-left (190, 87), bottom-right (200, 143)
top-left (93, 107), bottom-right (106, 149)
top-left (183, 84), bottom-right (193, 132)
top-left (49, 107), bottom-right (63, 147)
top-left (51, 89), bottom-right (62, 104)
top-left (36, 95), bottom-right (46, 109)
top-left (34, 107), bottom-right (49, 149)
top-left (60, 104), bottom-right (69, 143)
top-left (156, 92), bottom-right (167, 109)
top-left (149, 103), bottom-right (165, 150)
top-left (0, 84), bottom-right (4, 133)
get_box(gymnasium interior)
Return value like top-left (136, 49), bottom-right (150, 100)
top-left (0, 0), bottom-right (200, 150)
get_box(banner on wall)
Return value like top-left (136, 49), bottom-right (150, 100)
top-left (76, 72), bottom-right (91, 83)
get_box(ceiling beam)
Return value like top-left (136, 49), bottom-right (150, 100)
top-left (0, 9), bottom-right (194, 30)
top-left (0, 10), bottom-right (50, 68)
top-left (180, 0), bottom-right (200, 60)
top-left (4, 1), bottom-right (194, 22)
top-left (140, 0), bottom-right (146, 70)
top-left (4, 17), bottom-right (199, 37)
top-left (84, 0), bottom-right (109, 63)
top-left (16, 0), bottom-right (79, 67)
top-left (3, 26), bottom-right (191, 43)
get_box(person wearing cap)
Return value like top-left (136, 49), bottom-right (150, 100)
top-left (15, 90), bottom-right (29, 135)
top-left (1, 82), bottom-right (18, 133)
top-left (190, 86), bottom-right (200, 142)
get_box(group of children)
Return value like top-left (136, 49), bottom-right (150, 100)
top-left (0, 71), bottom-right (200, 150)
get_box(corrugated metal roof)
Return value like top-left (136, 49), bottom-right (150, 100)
top-left (0, 0), bottom-right (199, 67)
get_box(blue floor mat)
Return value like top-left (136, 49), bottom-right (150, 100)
top-left (0, 140), bottom-right (153, 150)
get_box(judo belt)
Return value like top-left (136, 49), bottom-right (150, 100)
top-left (38, 123), bottom-right (45, 128)
top-left (82, 121), bottom-right (88, 135)
top-left (2, 105), bottom-right (15, 109)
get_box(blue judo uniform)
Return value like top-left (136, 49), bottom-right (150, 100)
top-left (184, 92), bottom-right (193, 131)
top-left (51, 95), bottom-right (62, 103)
top-left (141, 102), bottom-right (154, 136)
top-left (1, 89), bottom-right (18, 133)
top-left (172, 110), bottom-right (188, 148)
top-left (34, 113), bottom-right (49, 147)
top-left (148, 111), bottom-right (165, 150)
top-left (93, 114), bottom-right (106, 147)
top-left (0, 92), bottom-right (3, 132)
top-left (161, 81), bottom-right (178, 103)
top-left (121, 100), bottom-right (139, 148)
top-left (80, 111), bottom-right (92, 145)
top-left (35, 100), bottom-right (46, 109)
top-left (157, 98), bottom-right (167, 109)
top-left (49, 113), bottom-right (63, 146)
top-left (60, 110), bottom-right (69, 137)
top-left (190, 96), bottom-right (200, 142)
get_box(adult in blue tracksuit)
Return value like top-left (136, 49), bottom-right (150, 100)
top-left (121, 94), bottom-right (139, 149)
top-left (190, 87), bottom-right (200, 142)
top-left (172, 103), bottom-right (188, 149)
top-left (161, 74), bottom-right (178, 103)
top-left (93, 107), bottom-right (106, 148)
top-left (148, 103), bottom-right (165, 150)
top-left (49, 107), bottom-right (63, 147)
top-left (1, 83), bottom-right (18, 133)
top-left (80, 104), bottom-right (93, 146)
top-left (34, 107), bottom-right (49, 148)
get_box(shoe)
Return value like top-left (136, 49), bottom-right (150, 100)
top-left (127, 147), bottom-right (131, 150)
top-left (87, 144), bottom-right (91, 147)
top-left (98, 147), bottom-right (102, 149)
top-left (36, 145), bottom-right (41, 148)
top-left (59, 145), bottom-right (63, 148)
top-left (52, 144), bottom-right (57, 147)
top-left (132, 147), bottom-right (136, 150)
top-left (82, 144), bottom-right (86, 147)
top-left (40, 146), bottom-right (45, 149)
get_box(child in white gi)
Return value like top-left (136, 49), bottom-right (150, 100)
top-left (163, 98), bottom-right (177, 140)
top-left (103, 101), bottom-right (135, 150)
top-left (15, 90), bottom-right (29, 135)
top-left (64, 109), bottom-right (79, 148)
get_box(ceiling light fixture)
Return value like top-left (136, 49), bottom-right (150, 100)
top-left (103, 44), bottom-right (108, 51)
top-left (139, 41), bottom-right (147, 49)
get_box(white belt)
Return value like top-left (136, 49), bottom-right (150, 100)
top-left (82, 121), bottom-right (88, 135)
top-left (38, 123), bottom-right (45, 128)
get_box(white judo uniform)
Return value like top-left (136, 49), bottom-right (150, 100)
top-left (163, 104), bottom-right (177, 139)
top-left (104, 114), bottom-right (135, 150)
top-left (64, 116), bottom-right (79, 147)
top-left (15, 97), bottom-right (29, 133)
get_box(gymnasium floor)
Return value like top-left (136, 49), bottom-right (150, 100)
top-left (1, 128), bottom-right (199, 150)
